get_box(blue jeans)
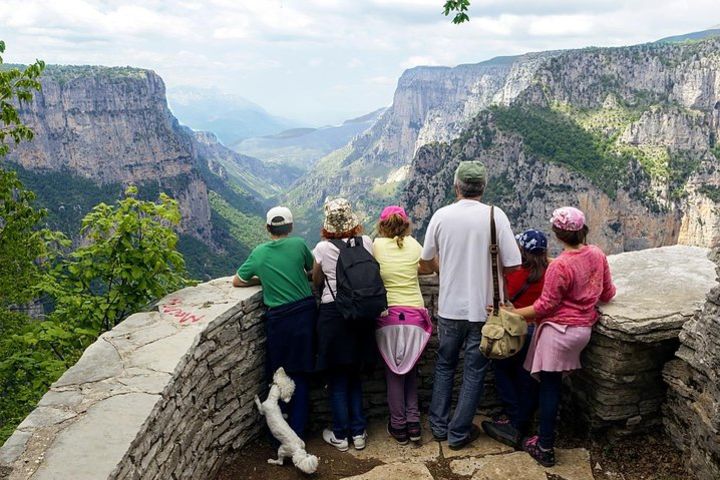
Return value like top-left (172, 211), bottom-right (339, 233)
top-left (494, 324), bottom-right (537, 432)
top-left (328, 371), bottom-right (366, 440)
top-left (429, 317), bottom-right (491, 446)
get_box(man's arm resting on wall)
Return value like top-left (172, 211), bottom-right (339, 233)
top-left (419, 256), bottom-right (439, 275)
top-left (233, 275), bottom-right (261, 287)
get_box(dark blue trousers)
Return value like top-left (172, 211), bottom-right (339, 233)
top-left (280, 372), bottom-right (310, 439)
top-left (494, 324), bottom-right (538, 433)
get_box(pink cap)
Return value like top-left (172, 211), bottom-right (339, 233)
top-left (380, 205), bottom-right (409, 222)
top-left (551, 207), bottom-right (586, 231)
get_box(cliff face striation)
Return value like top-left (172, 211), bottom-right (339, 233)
top-left (289, 36), bottom-right (720, 251)
top-left (4, 65), bottom-right (279, 278)
top-left (286, 53), bottom-right (553, 234)
top-left (7, 66), bottom-right (211, 239)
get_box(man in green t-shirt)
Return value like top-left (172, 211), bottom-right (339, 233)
top-left (233, 206), bottom-right (317, 439)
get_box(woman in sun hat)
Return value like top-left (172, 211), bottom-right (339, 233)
top-left (505, 207), bottom-right (616, 467)
top-left (372, 205), bottom-right (434, 445)
top-left (312, 198), bottom-right (375, 452)
top-left (482, 228), bottom-right (549, 450)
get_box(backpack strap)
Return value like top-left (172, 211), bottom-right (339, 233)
top-left (490, 206), bottom-right (501, 315)
top-left (323, 239), bottom-right (348, 301)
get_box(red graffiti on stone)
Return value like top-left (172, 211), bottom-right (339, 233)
top-left (161, 298), bottom-right (205, 324)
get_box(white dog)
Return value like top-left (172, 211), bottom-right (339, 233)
top-left (255, 367), bottom-right (319, 474)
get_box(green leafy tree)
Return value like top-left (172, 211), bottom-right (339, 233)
top-left (0, 41), bottom-right (45, 157)
top-left (0, 42), bottom-right (52, 441)
top-left (443, 0), bottom-right (471, 24)
top-left (48, 186), bottom-right (191, 333)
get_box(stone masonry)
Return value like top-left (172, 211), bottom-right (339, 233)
top-left (0, 246), bottom-right (717, 479)
top-left (663, 248), bottom-right (720, 480)
top-left (566, 245), bottom-right (717, 435)
top-left (0, 279), bottom-right (266, 480)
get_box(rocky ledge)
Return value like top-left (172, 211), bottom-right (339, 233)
top-left (663, 248), bottom-right (720, 480)
top-left (0, 279), bottom-right (265, 480)
top-left (567, 245), bottom-right (717, 434)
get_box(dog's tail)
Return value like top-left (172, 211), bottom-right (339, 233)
top-left (292, 450), bottom-right (318, 474)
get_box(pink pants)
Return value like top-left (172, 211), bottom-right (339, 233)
top-left (386, 365), bottom-right (420, 428)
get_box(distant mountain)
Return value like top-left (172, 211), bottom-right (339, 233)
top-left (234, 108), bottom-right (386, 170)
top-left (286, 35), bottom-right (720, 251)
top-left (7, 66), bottom-right (291, 280)
top-left (167, 86), bottom-right (299, 146)
top-left (655, 27), bottom-right (720, 44)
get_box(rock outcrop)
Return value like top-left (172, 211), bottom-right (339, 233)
top-left (566, 246), bottom-right (717, 434)
top-left (663, 248), bottom-right (720, 480)
top-left (7, 66), bottom-right (213, 240)
top-left (289, 37), bottom-right (720, 252)
top-left (402, 39), bottom-right (720, 252)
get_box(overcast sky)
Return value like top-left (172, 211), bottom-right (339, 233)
top-left (1, 0), bottom-right (718, 125)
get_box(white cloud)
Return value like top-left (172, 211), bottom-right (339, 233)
top-left (0, 0), bottom-right (718, 125)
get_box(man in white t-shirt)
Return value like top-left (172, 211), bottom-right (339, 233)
top-left (420, 160), bottom-right (521, 450)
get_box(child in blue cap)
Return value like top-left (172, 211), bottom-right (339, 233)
top-left (482, 228), bottom-right (549, 448)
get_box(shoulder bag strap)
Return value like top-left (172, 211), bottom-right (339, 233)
top-left (490, 205), bottom-right (501, 315)
top-left (509, 281), bottom-right (531, 304)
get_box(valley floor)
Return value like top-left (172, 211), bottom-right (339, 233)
top-left (217, 416), bottom-right (686, 480)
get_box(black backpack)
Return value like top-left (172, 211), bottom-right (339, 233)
top-left (325, 237), bottom-right (388, 321)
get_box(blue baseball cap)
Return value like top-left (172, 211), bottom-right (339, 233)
top-left (515, 229), bottom-right (548, 253)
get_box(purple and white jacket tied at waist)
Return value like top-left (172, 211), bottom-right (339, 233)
top-left (375, 306), bottom-right (433, 375)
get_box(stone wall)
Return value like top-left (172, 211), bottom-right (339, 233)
top-left (1, 246), bottom-right (717, 480)
top-left (566, 246), bottom-right (717, 435)
top-left (663, 249), bottom-right (720, 480)
top-left (0, 280), bottom-right (267, 480)
top-left (307, 275), bottom-right (499, 429)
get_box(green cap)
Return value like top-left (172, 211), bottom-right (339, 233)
top-left (455, 161), bottom-right (486, 184)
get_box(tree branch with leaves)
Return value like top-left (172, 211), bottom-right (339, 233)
top-left (443, 0), bottom-right (471, 24)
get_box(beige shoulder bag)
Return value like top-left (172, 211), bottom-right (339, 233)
top-left (479, 206), bottom-right (528, 359)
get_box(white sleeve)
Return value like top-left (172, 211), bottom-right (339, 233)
top-left (496, 209), bottom-right (521, 268)
top-left (421, 215), bottom-right (438, 261)
top-left (313, 242), bottom-right (325, 265)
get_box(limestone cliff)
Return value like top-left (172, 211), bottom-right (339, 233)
top-left (288, 37), bottom-right (720, 251)
top-left (403, 38), bottom-right (720, 252)
top-left (6, 65), bottom-right (212, 240)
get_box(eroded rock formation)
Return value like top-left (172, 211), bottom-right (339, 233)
top-left (663, 248), bottom-right (720, 480)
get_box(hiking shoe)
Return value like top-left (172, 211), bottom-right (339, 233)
top-left (322, 429), bottom-right (348, 452)
top-left (522, 435), bottom-right (556, 467)
top-left (432, 431), bottom-right (447, 441)
top-left (448, 424), bottom-right (482, 451)
top-left (408, 422), bottom-right (422, 442)
top-left (352, 431), bottom-right (368, 450)
top-left (481, 419), bottom-right (521, 449)
top-left (387, 422), bottom-right (409, 445)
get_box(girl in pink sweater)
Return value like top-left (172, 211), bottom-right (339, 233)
top-left (507, 206), bottom-right (616, 467)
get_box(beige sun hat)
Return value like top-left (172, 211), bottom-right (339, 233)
top-left (323, 197), bottom-right (360, 234)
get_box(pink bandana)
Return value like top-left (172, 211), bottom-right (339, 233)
top-left (551, 207), bottom-right (586, 231)
top-left (380, 205), bottom-right (408, 222)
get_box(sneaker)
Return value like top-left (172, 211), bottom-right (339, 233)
top-left (352, 431), bottom-right (368, 450)
top-left (448, 424), bottom-right (482, 451)
top-left (322, 428), bottom-right (348, 452)
top-left (407, 422), bottom-right (422, 442)
top-left (481, 419), bottom-right (521, 449)
top-left (522, 435), bottom-right (556, 467)
top-left (387, 422), bottom-right (409, 445)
